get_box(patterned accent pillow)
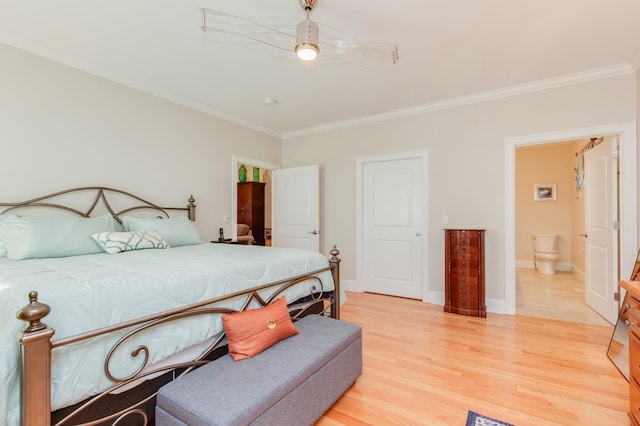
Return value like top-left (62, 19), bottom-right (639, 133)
top-left (91, 230), bottom-right (169, 254)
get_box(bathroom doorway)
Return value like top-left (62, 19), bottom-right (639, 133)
top-left (515, 140), bottom-right (602, 324)
top-left (506, 122), bottom-right (637, 325)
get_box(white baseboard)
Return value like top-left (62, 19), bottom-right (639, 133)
top-left (516, 259), bottom-right (535, 269)
top-left (515, 259), bottom-right (572, 272)
top-left (427, 290), bottom-right (511, 315)
top-left (572, 266), bottom-right (585, 283)
top-left (340, 279), bottom-right (359, 293)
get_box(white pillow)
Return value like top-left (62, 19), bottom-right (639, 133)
top-left (122, 215), bottom-right (202, 247)
top-left (91, 230), bottom-right (169, 254)
top-left (0, 214), bottom-right (115, 260)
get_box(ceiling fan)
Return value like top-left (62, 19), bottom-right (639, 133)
top-left (199, 0), bottom-right (400, 64)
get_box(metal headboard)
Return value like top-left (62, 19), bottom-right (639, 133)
top-left (0, 186), bottom-right (196, 224)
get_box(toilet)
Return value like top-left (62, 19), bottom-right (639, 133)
top-left (533, 233), bottom-right (559, 275)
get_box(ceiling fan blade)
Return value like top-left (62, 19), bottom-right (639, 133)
top-left (200, 8), bottom-right (299, 52)
top-left (199, 7), bottom-right (400, 64)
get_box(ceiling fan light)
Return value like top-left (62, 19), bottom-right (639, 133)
top-left (295, 19), bottom-right (319, 61)
top-left (296, 42), bottom-right (319, 61)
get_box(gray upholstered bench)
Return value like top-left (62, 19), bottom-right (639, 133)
top-left (155, 315), bottom-right (362, 426)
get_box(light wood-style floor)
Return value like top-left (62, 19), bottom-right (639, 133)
top-left (318, 291), bottom-right (628, 426)
top-left (516, 268), bottom-right (611, 326)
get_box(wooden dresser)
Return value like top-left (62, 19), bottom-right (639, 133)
top-left (620, 280), bottom-right (640, 425)
top-left (237, 182), bottom-right (265, 246)
top-left (444, 229), bottom-right (486, 318)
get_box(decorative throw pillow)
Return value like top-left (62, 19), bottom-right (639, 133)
top-left (91, 230), bottom-right (169, 254)
top-left (122, 215), bottom-right (202, 247)
top-left (222, 297), bottom-right (298, 361)
top-left (0, 214), bottom-right (115, 260)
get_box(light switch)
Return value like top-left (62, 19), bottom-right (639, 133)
top-left (441, 215), bottom-right (449, 224)
top-left (223, 214), bottom-right (230, 224)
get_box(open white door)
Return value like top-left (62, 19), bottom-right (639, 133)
top-left (584, 137), bottom-right (619, 324)
top-left (273, 165), bottom-right (320, 251)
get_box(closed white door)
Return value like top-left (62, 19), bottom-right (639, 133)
top-left (273, 165), bottom-right (320, 251)
top-left (584, 137), bottom-right (618, 324)
top-left (363, 157), bottom-right (424, 299)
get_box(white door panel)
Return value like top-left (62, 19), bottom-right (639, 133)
top-left (584, 138), bottom-right (618, 324)
top-left (273, 165), bottom-right (319, 252)
top-left (364, 157), bottom-right (423, 299)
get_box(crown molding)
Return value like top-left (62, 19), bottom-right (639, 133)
top-left (0, 34), bottom-right (280, 139)
top-left (281, 63), bottom-right (635, 139)
top-left (1, 30), bottom-right (634, 141)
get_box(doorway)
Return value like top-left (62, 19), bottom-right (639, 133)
top-left (356, 151), bottom-right (429, 300)
top-left (231, 155), bottom-right (279, 244)
top-left (505, 123), bottom-right (637, 318)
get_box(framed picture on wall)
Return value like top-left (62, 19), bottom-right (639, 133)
top-left (534, 184), bottom-right (556, 201)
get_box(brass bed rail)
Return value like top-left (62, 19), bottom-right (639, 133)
top-left (5, 185), bottom-right (341, 425)
top-left (0, 186), bottom-right (196, 223)
top-left (16, 248), bottom-right (341, 426)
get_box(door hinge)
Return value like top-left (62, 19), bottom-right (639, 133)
top-left (614, 221), bottom-right (620, 230)
top-left (614, 292), bottom-right (620, 302)
top-left (613, 150), bottom-right (620, 160)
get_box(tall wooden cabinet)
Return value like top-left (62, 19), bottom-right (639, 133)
top-left (237, 182), bottom-right (265, 246)
top-left (444, 229), bottom-right (486, 318)
top-left (619, 280), bottom-right (640, 425)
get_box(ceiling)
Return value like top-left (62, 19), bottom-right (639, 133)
top-left (1, 1), bottom-right (639, 138)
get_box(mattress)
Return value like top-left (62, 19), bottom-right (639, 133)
top-left (0, 243), bottom-right (335, 426)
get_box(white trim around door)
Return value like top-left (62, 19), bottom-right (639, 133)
top-left (504, 122), bottom-right (637, 315)
top-left (356, 150), bottom-right (430, 302)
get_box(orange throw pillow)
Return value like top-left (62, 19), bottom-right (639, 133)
top-left (222, 297), bottom-right (299, 361)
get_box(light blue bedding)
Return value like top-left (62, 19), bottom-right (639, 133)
top-left (0, 243), bottom-right (335, 426)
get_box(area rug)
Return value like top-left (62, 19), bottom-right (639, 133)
top-left (465, 410), bottom-right (514, 426)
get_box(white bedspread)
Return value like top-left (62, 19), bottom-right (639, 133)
top-left (0, 243), bottom-right (335, 426)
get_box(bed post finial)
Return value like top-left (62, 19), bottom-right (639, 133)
top-left (17, 291), bottom-right (54, 426)
top-left (17, 291), bottom-right (51, 333)
top-left (188, 195), bottom-right (196, 222)
top-left (329, 245), bottom-right (341, 319)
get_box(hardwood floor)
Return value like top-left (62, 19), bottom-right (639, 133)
top-left (318, 291), bottom-right (628, 426)
top-left (516, 268), bottom-right (610, 326)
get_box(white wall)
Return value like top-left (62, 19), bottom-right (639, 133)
top-left (2, 41), bottom-right (638, 312)
top-left (0, 43), bottom-right (281, 241)
top-left (282, 74), bottom-right (637, 308)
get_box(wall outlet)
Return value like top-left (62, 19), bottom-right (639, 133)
top-left (222, 214), bottom-right (230, 224)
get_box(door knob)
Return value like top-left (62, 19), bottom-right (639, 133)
top-left (309, 230), bottom-right (318, 235)
top-left (580, 233), bottom-right (588, 238)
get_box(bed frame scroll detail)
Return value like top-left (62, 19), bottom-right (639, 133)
top-left (16, 250), bottom-right (341, 426)
top-left (0, 186), bottom-right (196, 223)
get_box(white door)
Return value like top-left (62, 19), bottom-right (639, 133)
top-left (363, 157), bottom-right (424, 299)
top-left (584, 137), bottom-right (619, 324)
top-left (273, 165), bottom-right (320, 251)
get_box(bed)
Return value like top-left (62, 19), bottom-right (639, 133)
top-left (0, 187), bottom-right (341, 426)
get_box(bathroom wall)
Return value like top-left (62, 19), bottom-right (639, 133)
top-left (515, 142), bottom-right (577, 271)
